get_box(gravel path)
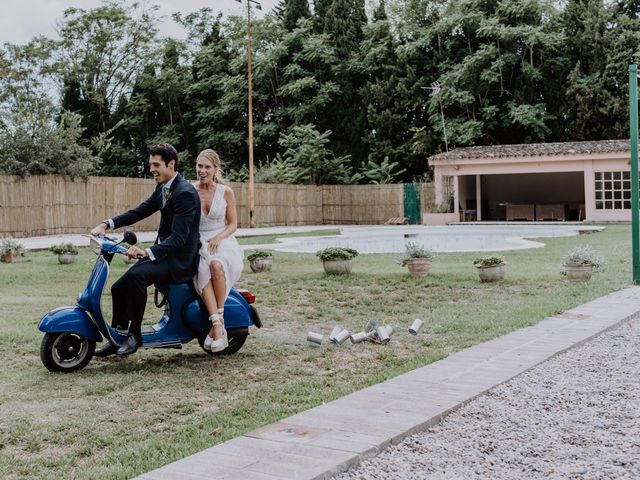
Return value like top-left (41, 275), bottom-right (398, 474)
top-left (335, 319), bottom-right (640, 480)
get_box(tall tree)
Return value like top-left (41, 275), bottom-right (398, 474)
top-left (267, 18), bottom-right (339, 128)
top-left (56, 1), bottom-right (159, 137)
top-left (322, 0), bottom-right (368, 165)
top-left (357, 0), bottom-right (411, 177)
top-left (283, 0), bottom-right (312, 30)
top-left (0, 39), bottom-right (100, 176)
top-left (313, 0), bottom-right (333, 32)
top-left (562, 0), bottom-right (631, 140)
top-left (428, 0), bottom-right (564, 146)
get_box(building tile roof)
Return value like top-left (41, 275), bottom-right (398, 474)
top-left (429, 139), bottom-right (630, 162)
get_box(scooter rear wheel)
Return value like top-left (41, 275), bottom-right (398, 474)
top-left (197, 328), bottom-right (248, 356)
top-left (40, 332), bottom-right (95, 373)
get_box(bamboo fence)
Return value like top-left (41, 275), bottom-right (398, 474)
top-left (0, 175), bottom-right (434, 237)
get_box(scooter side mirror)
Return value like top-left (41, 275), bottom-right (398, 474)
top-left (123, 230), bottom-right (138, 245)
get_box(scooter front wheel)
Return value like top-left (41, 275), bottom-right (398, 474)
top-left (40, 332), bottom-right (95, 373)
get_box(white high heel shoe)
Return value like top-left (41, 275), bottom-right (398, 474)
top-left (209, 310), bottom-right (228, 353)
top-left (210, 329), bottom-right (228, 352)
top-left (203, 333), bottom-right (214, 350)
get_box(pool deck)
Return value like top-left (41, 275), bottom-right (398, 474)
top-left (17, 224), bottom-right (605, 253)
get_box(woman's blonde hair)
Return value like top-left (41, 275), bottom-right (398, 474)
top-left (197, 149), bottom-right (226, 184)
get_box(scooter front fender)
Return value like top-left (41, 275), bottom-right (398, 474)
top-left (38, 306), bottom-right (103, 342)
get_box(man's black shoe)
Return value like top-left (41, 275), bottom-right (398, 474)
top-left (116, 334), bottom-right (142, 356)
top-left (94, 343), bottom-right (119, 358)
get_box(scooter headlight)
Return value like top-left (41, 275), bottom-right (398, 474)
top-left (90, 238), bottom-right (102, 255)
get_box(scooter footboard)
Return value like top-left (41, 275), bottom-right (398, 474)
top-left (38, 306), bottom-right (103, 342)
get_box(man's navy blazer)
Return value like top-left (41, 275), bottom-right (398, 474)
top-left (111, 173), bottom-right (201, 283)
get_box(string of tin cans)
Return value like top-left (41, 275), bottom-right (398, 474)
top-left (307, 318), bottom-right (424, 346)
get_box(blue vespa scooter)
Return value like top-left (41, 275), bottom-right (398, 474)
top-left (38, 231), bottom-right (261, 372)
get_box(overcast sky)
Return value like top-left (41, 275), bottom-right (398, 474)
top-left (0, 0), bottom-right (280, 45)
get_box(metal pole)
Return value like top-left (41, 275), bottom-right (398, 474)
top-left (629, 64), bottom-right (640, 283)
top-left (247, 2), bottom-right (255, 228)
top-left (247, 1), bottom-right (256, 228)
top-left (439, 100), bottom-right (448, 152)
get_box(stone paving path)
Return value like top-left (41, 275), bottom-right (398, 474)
top-left (335, 315), bottom-right (640, 480)
top-left (134, 287), bottom-right (640, 480)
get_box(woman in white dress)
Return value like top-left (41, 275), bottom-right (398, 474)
top-left (194, 149), bottom-right (244, 352)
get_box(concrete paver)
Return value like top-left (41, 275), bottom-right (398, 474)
top-left (134, 286), bottom-right (640, 480)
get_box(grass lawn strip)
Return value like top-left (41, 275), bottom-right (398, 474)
top-left (0, 225), bottom-right (631, 479)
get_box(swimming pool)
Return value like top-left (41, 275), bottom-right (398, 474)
top-left (246, 225), bottom-right (604, 254)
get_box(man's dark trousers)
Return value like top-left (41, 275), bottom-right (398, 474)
top-left (111, 259), bottom-right (170, 336)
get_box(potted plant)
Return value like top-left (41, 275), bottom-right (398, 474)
top-left (473, 256), bottom-right (506, 282)
top-left (561, 245), bottom-right (606, 282)
top-left (50, 243), bottom-right (79, 264)
top-left (397, 242), bottom-right (434, 277)
top-left (316, 247), bottom-right (358, 275)
top-left (248, 249), bottom-right (273, 273)
top-left (0, 237), bottom-right (25, 263)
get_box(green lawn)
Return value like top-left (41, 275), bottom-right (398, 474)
top-left (0, 225), bottom-right (633, 479)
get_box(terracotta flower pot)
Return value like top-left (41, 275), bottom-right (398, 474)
top-left (1, 251), bottom-right (23, 263)
top-left (405, 258), bottom-right (430, 277)
top-left (323, 259), bottom-right (353, 275)
top-left (564, 263), bottom-right (593, 282)
top-left (250, 258), bottom-right (273, 273)
top-left (476, 263), bottom-right (506, 282)
top-left (57, 253), bottom-right (78, 264)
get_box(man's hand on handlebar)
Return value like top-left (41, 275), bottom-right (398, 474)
top-left (126, 246), bottom-right (148, 260)
top-left (90, 222), bottom-right (108, 237)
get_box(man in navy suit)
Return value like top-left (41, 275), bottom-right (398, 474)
top-left (90, 144), bottom-right (201, 356)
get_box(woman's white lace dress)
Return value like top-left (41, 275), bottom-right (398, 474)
top-left (194, 184), bottom-right (244, 296)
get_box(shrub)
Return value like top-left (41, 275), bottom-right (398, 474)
top-left (247, 249), bottom-right (273, 262)
top-left (50, 243), bottom-right (79, 255)
top-left (473, 256), bottom-right (505, 267)
top-left (0, 237), bottom-right (26, 256)
top-left (562, 245), bottom-right (606, 271)
top-left (316, 247), bottom-right (359, 261)
top-left (397, 242), bottom-right (434, 266)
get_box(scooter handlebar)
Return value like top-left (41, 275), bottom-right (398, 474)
top-left (85, 234), bottom-right (129, 255)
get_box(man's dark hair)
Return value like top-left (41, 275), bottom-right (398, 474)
top-left (150, 143), bottom-right (179, 170)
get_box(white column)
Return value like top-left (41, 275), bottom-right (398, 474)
top-left (453, 175), bottom-right (459, 215)
top-left (434, 168), bottom-right (443, 206)
top-left (476, 174), bottom-right (482, 221)
top-left (583, 161), bottom-right (594, 221)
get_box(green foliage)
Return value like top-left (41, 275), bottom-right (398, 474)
top-left (49, 243), bottom-right (79, 255)
top-left (0, 237), bottom-right (25, 255)
top-left (396, 241), bottom-right (434, 266)
top-left (562, 245), bottom-right (606, 270)
top-left (1, 0), bottom-right (638, 181)
top-left (247, 249), bottom-right (274, 262)
top-left (0, 111), bottom-right (101, 177)
top-left (360, 157), bottom-right (406, 184)
top-left (316, 247), bottom-right (359, 261)
top-left (275, 124), bottom-right (358, 185)
top-left (474, 256), bottom-right (506, 267)
top-left (56, 2), bottom-right (160, 132)
top-left (282, 0), bottom-right (311, 31)
top-left (433, 203), bottom-right (453, 213)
